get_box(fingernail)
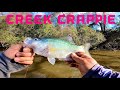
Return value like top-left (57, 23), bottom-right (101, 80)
top-left (14, 58), bottom-right (20, 62)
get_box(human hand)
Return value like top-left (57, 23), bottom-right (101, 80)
top-left (69, 52), bottom-right (98, 76)
top-left (3, 44), bottom-right (35, 65)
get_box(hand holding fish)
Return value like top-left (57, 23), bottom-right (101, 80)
top-left (70, 52), bottom-right (98, 76)
top-left (3, 44), bottom-right (35, 65)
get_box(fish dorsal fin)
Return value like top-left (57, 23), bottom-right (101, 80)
top-left (66, 34), bottom-right (74, 43)
top-left (47, 57), bottom-right (56, 65)
top-left (60, 34), bottom-right (75, 44)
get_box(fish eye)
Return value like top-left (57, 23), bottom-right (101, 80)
top-left (34, 38), bottom-right (38, 40)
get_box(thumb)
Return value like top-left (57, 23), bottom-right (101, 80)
top-left (71, 53), bottom-right (83, 63)
top-left (4, 44), bottom-right (23, 59)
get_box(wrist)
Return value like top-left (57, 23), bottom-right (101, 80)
top-left (82, 64), bottom-right (101, 78)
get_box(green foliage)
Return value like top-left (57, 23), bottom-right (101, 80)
top-left (0, 17), bottom-right (8, 30)
top-left (77, 25), bottom-right (106, 46)
top-left (0, 30), bottom-right (20, 47)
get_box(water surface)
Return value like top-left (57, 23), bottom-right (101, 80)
top-left (9, 50), bottom-right (120, 78)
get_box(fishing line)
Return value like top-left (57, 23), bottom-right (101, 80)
top-left (24, 65), bottom-right (30, 78)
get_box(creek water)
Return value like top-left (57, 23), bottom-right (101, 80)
top-left (1, 48), bottom-right (120, 78)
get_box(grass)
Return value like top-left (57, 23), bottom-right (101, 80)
top-left (11, 50), bottom-right (120, 78)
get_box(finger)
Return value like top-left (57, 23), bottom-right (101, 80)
top-left (23, 47), bottom-right (35, 56)
top-left (76, 52), bottom-right (85, 57)
top-left (3, 44), bottom-right (23, 59)
top-left (71, 53), bottom-right (83, 63)
top-left (76, 52), bottom-right (88, 58)
top-left (16, 52), bottom-right (32, 57)
top-left (23, 47), bottom-right (33, 53)
top-left (18, 61), bottom-right (33, 65)
top-left (14, 57), bottom-right (34, 62)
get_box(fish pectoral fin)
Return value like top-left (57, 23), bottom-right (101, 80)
top-left (47, 57), bottom-right (56, 65)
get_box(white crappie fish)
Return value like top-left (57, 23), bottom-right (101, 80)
top-left (24, 37), bottom-right (91, 65)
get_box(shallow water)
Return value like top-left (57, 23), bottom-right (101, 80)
top-left (11, 56), bottom-right (81, 78)
top-left (9, 50), bottom-right (120, 78)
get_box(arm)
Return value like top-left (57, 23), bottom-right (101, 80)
top-left (0, 52), bottom-right (27, 78)
top-left (82, 64), bottom-right (120, 78)
top-left (70, 52), bottom-right (120, 78)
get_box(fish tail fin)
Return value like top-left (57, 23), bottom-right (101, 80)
top-left (83, 43), bottom-right (91, 57)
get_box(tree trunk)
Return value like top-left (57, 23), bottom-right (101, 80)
top-left (99, 22), bottom-right (105, 33)
top-left (99, 12), bottom-right (106, 34)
